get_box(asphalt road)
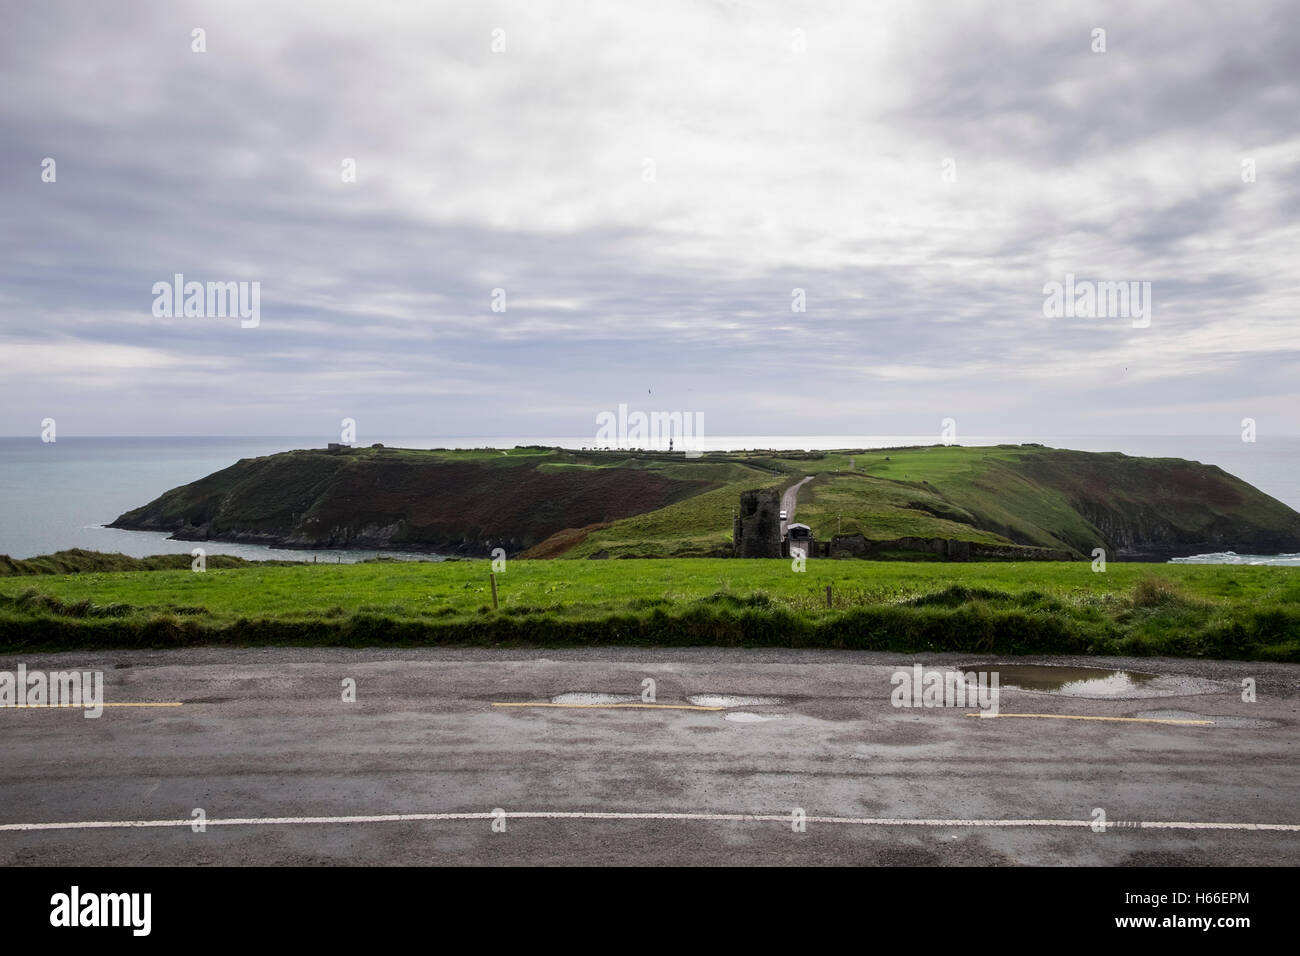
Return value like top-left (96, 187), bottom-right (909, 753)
top-left (1, 647), bottom-right (1297, 865)
top-left (780, 475), bottom-right (813, 539)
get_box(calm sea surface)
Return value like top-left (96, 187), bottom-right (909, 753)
top-left (1, 435), bottom-right (1297, 564)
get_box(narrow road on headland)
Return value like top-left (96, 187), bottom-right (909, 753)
top-left (781, 476), bottom-right (814, 538)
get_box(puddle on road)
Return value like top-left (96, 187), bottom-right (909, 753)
top-left (1134, 709), bottom-right (1279, 728)
top-left (687, 695), bottom-right (784, 708)
top-left (957, 664), bottom-right (1157, 697)
top-left (550, 693), bottom-right (640, 705)
top-left (724, 711), bottom-right (787, 723)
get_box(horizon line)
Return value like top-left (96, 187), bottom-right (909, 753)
top-left (4, 433), bottom-right (1297, 441)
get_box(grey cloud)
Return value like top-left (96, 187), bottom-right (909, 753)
top-left (0, 0), bottom-right (1297, 437)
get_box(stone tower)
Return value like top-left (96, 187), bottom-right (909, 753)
top-left (733, 488), bottom-right (781, 558)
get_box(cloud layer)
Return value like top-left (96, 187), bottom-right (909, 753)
top-left (2, 0), bottom-right (1298, 438)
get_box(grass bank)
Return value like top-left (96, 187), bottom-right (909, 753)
top-left (0, 556), bottom-right (1296, 659)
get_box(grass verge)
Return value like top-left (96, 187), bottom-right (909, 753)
top-left (0, 556), bottom-right (1296, 659)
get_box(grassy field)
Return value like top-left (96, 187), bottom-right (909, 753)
top-left (535, 446), bottom-right (1035, 556)
top-left (521, 443), bottom-right (1300, 559)
top-left (1, 555), bottom-right (1296, 660)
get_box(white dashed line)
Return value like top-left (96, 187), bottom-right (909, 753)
top-left (2, 811), bottom-right (1297, 832)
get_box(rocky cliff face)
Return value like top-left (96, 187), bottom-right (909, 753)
top-left (1012, 452), bottom-right (1300, 559)
top-left (110, 446), bottom-right (721, 557)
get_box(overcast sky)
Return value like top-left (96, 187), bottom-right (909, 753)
top-left (2, 0), bottom-right (1297, 439)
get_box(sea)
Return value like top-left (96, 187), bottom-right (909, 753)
top-left (1, 435), bottom-right (1297, 565)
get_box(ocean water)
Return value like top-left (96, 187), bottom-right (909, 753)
top-left (0, 435), bottom-right (1297, 563)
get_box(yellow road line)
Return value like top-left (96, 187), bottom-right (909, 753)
top-left (966, 712), bottom-right (1213, 725)
top-left (493, 702), bottom-right (725, 711)
top-left (2, 702), bottom-right (183, 709)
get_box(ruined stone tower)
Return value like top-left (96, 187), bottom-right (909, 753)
top-left (733, 488), bottom-right (781, 558)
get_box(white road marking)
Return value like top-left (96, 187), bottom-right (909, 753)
top-left (2, 811), bottom-right (1297, 832)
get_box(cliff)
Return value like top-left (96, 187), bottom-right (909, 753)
top-left (109, 446), bottom-right (727, 557)
top-left (109, 444), bottom-right (1300, 560)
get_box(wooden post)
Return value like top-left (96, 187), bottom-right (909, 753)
top-left (490, 573), bottom-right (499, 610)
top-left (825, 585), bottom-right (832, 608)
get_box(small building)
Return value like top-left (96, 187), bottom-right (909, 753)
top-left (786, 522), bottom-right (814, 558)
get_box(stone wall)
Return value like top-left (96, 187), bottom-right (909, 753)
top-left (825, 533), bottom-right (1070, 561)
